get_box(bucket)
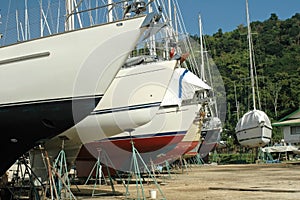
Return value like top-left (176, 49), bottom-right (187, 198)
top-left (149, 189), bottom-right (157, 199)
top-left (34, 177), bottom-right (42, 186)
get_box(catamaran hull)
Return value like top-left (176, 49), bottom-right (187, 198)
top-left (0, 15), bottom-right (148, 176)
top-left (236, 125), bottom-right (272, 148)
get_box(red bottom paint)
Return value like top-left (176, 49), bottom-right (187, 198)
top-left (76, 134), bottom-right (185, 177)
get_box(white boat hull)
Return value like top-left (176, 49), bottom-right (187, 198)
top-left (0, 15), bottom-right (148, 176)
top-left (235, 110), bottom-right (272, 148)
top-left (152, 104), bottom-right (204, 164)
top-left (75, 68), bottom-right (210, 175)
top-left (236, 125), bottom-right (272, 148)
top-left (0, 16), bottom-right (147, 104)
top-left (76, 103), bottom-right (200, 176)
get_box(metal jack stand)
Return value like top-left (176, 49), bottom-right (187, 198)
top-left (84, 148), bottom-right (117, 197)
top-left (163, 160), bottom-right (172, 179)
top-left (178, 156), bottom-right (188, 173)
top-left (195, 153), bottom-right (205, 165)
top-left (51, 138), bottom-right (76, 200)
top-left (124, 129), bottom-right (166, 200)
top-left (8, 155), bottom-right (43, 200)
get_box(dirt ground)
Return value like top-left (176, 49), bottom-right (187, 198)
top-left (69, 162), bottom-right (300, 200)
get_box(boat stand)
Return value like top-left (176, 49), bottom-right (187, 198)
top-left (125, 129), bottom-right (166, 200)
top-left (178, 156), bottom-right (189, 173)
top-left (149, 159), bottom-right (172, 183)
top-left (163, 160), bottom-right (172, 179)
top-left (7, 155), bottom-right (44, 200)
top-left (257, 147), bottom-right (278, 164)
top-left (84, 148), bottom-right (117, 197)
top-left (50, 139), bottom-right (76, 200)
top-left (193, 153), bottom-right (205, 165)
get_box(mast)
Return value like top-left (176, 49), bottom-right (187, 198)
top-left (164, 0), bottom-right (172, 60)
top-left (234, 81), bottom-right (240, 120)
top-left (15, 10), bottom-right (20, 41)
top-left (25, 0), bottom-right (28, 40)
top-left (148, 0), bottom-right (156, 56)
top-left (56, 0), bottom-right (61, 33)
top-left (0, 11), bottom-right (2, 40)
top-left (198, 14), bottom-right (206, 81)
top-left (108, 0), bottom-right (113, 22)
top-left (65, 0), bottom-right (74, 31)
top-left (40, 0), bottom-right (43, 37)
top-left (168, 0), bottom-right (172, 27)
top-left (199, 13), bottom-right (219, 118)
top-left (174, 4), bottom-right (178, 43)
top-left (246, 0), bottom-right (256, 110)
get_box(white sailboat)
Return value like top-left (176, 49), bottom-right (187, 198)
top-left (198, 14), bottom-right (222, 157)
top-left (235, 0), bottom-right (272, 148)
top-left (185, 14), bottom-right (223, 159)
top-left (75, 68), bottom-right (210, 176)
top-left (0, 0), bottom-right (156, 176)
top-left (75, 0), bottom-right (213, 174)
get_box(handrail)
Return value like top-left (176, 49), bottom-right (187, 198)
top-left (65, 0), bottom-right (133, 23)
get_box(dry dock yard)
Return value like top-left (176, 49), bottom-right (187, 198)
top-left (2, 162), bottom-right (300, 199)
top-left (69, 162), bottom-right (300, 200)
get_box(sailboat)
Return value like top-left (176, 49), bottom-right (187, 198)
top-left (235, 0), bottom-right (272, 148)
top-left (0, 0), bottom-right (157, 176)
top-left (184, 14), bottom-right (223, 160)
top-left (73, 0), bottom-right (212, 176)
top-left (75, 67), bottom-right (210, 176)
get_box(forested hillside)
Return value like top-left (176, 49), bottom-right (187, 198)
top-left (195, 13), bottom-right (300, 143)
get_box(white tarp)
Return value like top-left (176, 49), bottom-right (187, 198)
top-left (203, 117), bottom-right (222, 131)
top-left (235, 109), bottom-right (272, 132)
top-left (161, 68), bottom-right (211, 106)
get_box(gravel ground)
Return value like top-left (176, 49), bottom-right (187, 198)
top-left (71, 162), bottom-right (300, 200)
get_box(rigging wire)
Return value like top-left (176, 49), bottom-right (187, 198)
top-left (2, 0), bottom-right (12, 45)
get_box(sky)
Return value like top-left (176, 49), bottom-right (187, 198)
top-left (0, 0), bottom-right (299, 36)
top-left (177, 0), bottom-right (300, 36)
